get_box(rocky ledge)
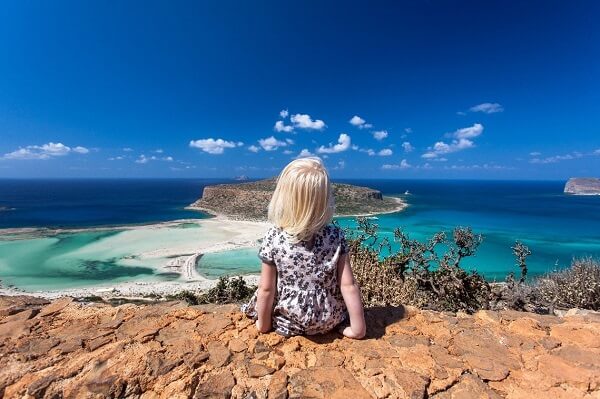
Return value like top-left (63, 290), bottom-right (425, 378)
top-left (564, 177), bottom-right (600, 195)
top-left (188, 179), bottom-right (405, 221)
top-left (2, 296), bottom-right (600, 398)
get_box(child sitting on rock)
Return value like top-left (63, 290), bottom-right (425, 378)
top-left (241, 157), bottom-right (366, 339)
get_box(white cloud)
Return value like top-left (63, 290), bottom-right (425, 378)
top-left (529, 152), bottom-right (584, 164)
top-left (452, 123), bottom-right (484, 139)
top-left (2, 142), bottom-right (90, 160)
top-left (37, 142), bottom-right (71, 156)
top-left (274, 120), bottom-right (294, 133)
top-left (108, 156), bottom-right (124, 161)
top-left (378, 149), bottom-right (393, 156)
top-left (189, 138), bottom-right (241, 154)
top-left (332, 160), bottom-right (345, 170)
top-left (285, 138), bottom-right (294, 145)
top-left (595, 149), bottom-right (600, 155)
top-left (282, 150), bottom-right (293, 155)
top-left (123, 147), bottom-right (134, 152)
top-left (258, 136), bottom-right (288, 151)
top-left (316, 133), bottom-right (351, 154)
top-left (136, 155), bottom-right (151, 164)
top-left (349, 115), bottom-right (372, 129)
top-left (372, 130), bottom-right (388, 141)
top-left (402, 142), bottom-right (414, 153)
top-left (280, 109), bottom-right (289, 119)
top-left (529, 151), bottom-right (542, 157)
top-left (3, 148), bottom-right (50, 160)
top-left (382, 159), bottom-right (411, 170)
top-left (404, 128), bottom-right (412, 134)
top-left (297, 149), bottom-right (315, 158)
top-left (291, 114), bottom-right (326, 130)
top-left (154, 149), bottom-right (164, 154)
top-left (444, 163), bottom-right (512, 171)
top-left (135, 155), bottom-right (173, 164)
top-left (248, 145), bottom-right (260, 153)
top-left (73, 146), bottom-right (90, 154)
top-left (357, 148), bottom-right (375, 156)
top-left (421, 124), bottom-right (483, 159)
top-left (469, 103), bottom-right (504, 114)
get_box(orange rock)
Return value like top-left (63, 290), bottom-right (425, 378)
top-left (2, 296), bottom-right (600, 399)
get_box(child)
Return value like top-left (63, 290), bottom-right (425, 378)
top-left (241, 157), bottom-right (366, 339)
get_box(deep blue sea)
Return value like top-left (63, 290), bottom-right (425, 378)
top-left (1, 178), bottom-right (599, 288)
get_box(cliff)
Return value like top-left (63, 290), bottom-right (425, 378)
top-left (189, 179), bottom-right (405, 221)
top-left (564, 177), bottom-right (600, 195)
top-left (1, 296), bottom-right (599, 398)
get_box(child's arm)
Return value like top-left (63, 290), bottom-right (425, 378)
top-left (255, 262), bottom-right (277, 333)
top-left (337, 253), bottom-right (366, 339)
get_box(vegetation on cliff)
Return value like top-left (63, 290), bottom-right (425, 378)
top-left (188, 179), bottom-right (405, 220)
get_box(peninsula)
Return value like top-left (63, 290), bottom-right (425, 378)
top-left (564, 177), bottom-right (600, 195)
top-left (188, 179), bottom-right (406, 221)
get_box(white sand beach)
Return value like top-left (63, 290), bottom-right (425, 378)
top-left (0, 217), bottom-right (269, 299)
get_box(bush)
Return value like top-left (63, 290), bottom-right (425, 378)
top-left (534, 258), bottom-right (600, 311)
top-left (169, 276), bottom-right (256, 305)
top-left (345, 218), bottom-right (490, 313)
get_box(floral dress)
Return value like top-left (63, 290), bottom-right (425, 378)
top-left (241, 224), bottom-right (349, 336)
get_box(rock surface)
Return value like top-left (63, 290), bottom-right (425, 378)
top-left (564, 177), bottom-right (600, 195)
top-left (1, 296), bottom-right (600, 398)
top-left (188, 178), bottom-right (405, 220)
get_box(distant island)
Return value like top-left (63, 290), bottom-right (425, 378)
top-left (188, 178), bottom-right (406, 221)
top-left (564, 177), bottom-right (600, 195)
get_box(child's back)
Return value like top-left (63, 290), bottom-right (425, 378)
top-left (242, 224), bottom-right (348, 336)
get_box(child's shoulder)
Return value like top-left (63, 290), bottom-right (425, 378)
top-left (320, 224), bottom-right (346, 240)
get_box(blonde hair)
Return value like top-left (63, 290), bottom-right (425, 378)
top-left (268, 157), bottom-right (334, 243)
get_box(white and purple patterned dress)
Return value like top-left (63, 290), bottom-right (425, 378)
top-left (241, 224), bottom-right (349, 336)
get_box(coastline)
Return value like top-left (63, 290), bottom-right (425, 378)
top-left (186, 195), bottom-right (408, 220)
top-left (0, 196), bottom-right (407, 300)
top-left (341, 195), bottom-right (408, 218)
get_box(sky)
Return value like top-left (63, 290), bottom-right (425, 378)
top-left (0, 0), bottom-right (599, 179)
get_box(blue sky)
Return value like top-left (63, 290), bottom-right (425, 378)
top-left (0, 1), bottom-right (599, 179)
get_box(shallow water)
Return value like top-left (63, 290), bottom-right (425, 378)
top-left (0, 221), bottom-right (236, 290)
top-left (197, 247), bottom-right (261, 278)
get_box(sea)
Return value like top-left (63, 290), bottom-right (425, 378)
top-left (1, 178), bottom-right (599, 291)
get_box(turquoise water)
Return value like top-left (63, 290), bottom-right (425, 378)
top-left (1, 179), bottom-right (599, 290)
top-left (197, 248), bottom-right (261, 278)
top-left (0, 220), bottom-right (236, 290)
top-left (0, 231), bottom-right (160, 290)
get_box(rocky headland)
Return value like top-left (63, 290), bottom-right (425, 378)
top-left (1, 295), bottom-right (599, 398)
top-left (564, 177), bottom-right (600, 195)
top-left (188, 179), bottom-right (406, 221)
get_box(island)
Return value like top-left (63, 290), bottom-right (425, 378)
top-left (564, 177), bottom-right (600, 195)
top-left (188, 178), bottom-right (406, 220)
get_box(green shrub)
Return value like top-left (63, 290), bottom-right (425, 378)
top-left (169, 276), bottom-right (256, 305)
